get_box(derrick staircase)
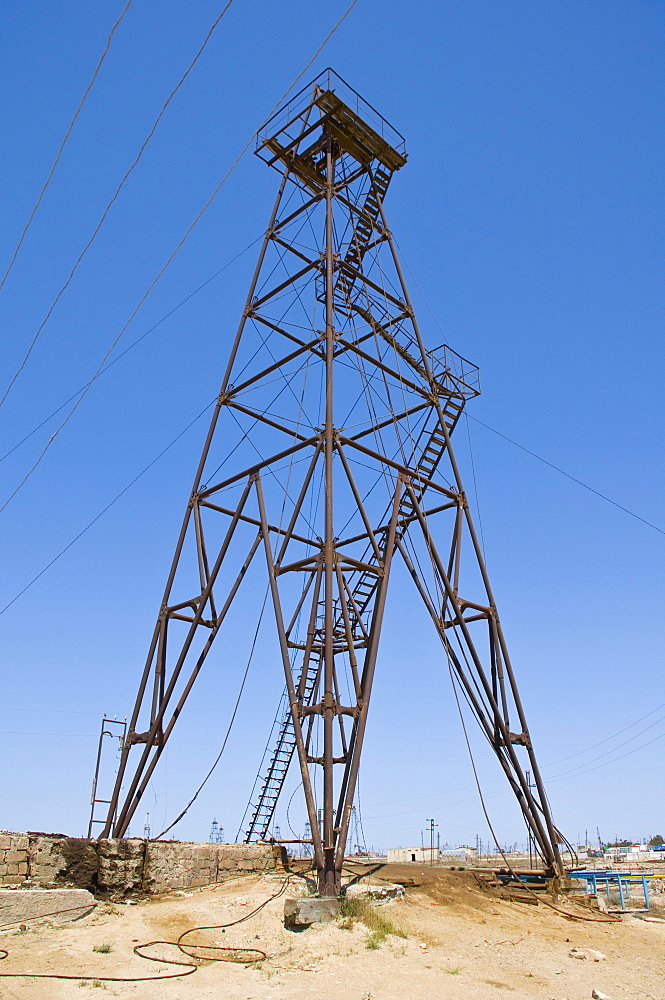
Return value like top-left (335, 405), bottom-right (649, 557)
top-left (242, 171), bottom-right (474, 844)
top-left (243, 657), bottom-right (320, 841)
top-left (333, 166), bottom-right (392, 311)
top-left (242, 401), bottom-right (465, 843)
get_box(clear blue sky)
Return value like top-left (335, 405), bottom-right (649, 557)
top-left (1, 0), bottom-right (663, 851)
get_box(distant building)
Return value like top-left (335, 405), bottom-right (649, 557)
top-left (603, 844), bottom-right (663, 863)
top-left (387, 846), bottom-right (439, 864)
top-left (440, 847), bottom-right (477, 863)
top-left (387, 846), bottom-right (477, 864)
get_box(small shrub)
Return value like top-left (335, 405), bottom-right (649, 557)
top-left (93, 943), bottom-right (112, 954)
top-left (339, 894), bottom-right (406, 947)
top-left (339, 916), bottom-right (354, 931)
top-left (445, 966), bottom-right (461, 975)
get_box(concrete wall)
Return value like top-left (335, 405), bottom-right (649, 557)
top-left (0, 832), bottom-right (285, 897)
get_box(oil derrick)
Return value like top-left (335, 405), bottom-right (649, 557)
top-left (100, 70), bottom-right (564, 895)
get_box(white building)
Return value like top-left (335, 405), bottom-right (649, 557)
top-left (387, 846), bottom-right (439, 864)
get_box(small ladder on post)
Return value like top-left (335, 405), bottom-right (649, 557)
top-left (87, 717), bottom-right (127, 839)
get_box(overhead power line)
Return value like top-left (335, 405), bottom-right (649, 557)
top-left (0, 0), bottom-right (361, 512)
top-left (0, 0), bottom-right (239, 409)
top-left (541, 701), bottom-right (665, 771)
top-left (394, 238), bottom-right (665, 541)
top-left (0, 398), bottom-right (216, 616)
top-left (468, 414), bottom-right (665, 537)
top-left (152, 587), bottom-right (269, 840)
top-left (0, 0), bottom-right (135, 294)
top-left (0, 235), bottom-right (261, 465)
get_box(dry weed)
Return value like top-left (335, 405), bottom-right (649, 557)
top-left (339, 895), bottom-right (406, 948)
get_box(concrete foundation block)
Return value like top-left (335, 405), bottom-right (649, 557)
top-left (284, 896), bottom-right (340, 927)
top-left (0, 889), bottom-right (94, 925)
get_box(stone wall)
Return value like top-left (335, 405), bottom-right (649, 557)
top-left (0, 833), bottom-right (29, 885)
top-left (0, 833), bottom-right (285, 897)
top-left (143, 841), bottom-right (280, 892)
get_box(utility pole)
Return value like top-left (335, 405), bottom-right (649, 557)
top-left (525, 770), bottom-right (537, 869)
top-left (426, 818), bottom-right (438, 865)
top-left (98, 69), bottom-right (565, 896)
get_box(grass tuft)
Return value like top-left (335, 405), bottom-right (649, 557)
top-left (339, 894), bottom-right (406, 948)
top-left (93, 943), bottom-right (112, 954)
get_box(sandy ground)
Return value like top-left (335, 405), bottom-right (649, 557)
top-left (0, 864), bottom-right (663, 1000)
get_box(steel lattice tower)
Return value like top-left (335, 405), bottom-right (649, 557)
top-left (101, 70), bottom-right (564, 896)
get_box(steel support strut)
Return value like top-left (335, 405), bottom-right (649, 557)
top-left (321, 128), bottom-right (337, 897)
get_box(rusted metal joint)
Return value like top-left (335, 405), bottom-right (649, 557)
top-left (508, 731), bottom-right (531, 748)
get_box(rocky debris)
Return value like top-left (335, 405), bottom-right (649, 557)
top-left (569, 947), bottom-right (607, 961)
top-left (344, 882), bottom-right (404, 903)
top-left (591, 990), bottom-right (611, 999)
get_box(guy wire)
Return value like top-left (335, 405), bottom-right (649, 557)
top-left (152, 585), bottom-right (270, 840)
top-left (0, 0), bottom-right (362, 510)
top-left (0, 0), bottom-right (135, 293)
top-left (0, 0), bottom-right (239, 408)
top-left (446, 655), bottom-right (619, 923)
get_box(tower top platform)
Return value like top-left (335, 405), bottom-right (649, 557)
top-left (256, 69), bottom-right (407, 184)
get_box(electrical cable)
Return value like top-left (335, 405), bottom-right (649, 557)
top-left (393, 234), bottom-right (665, 540)
top-left (446, 659), bottom-right (620, 923)
top-left (152, 586), bottom-right (270, 840)
top-left (0, 873), bottom-right (296, 983)
top-left (0, 0), bottom-right (238, 408)
top-left (547, 727), bottom-right (665, 783)
top-left (0, 0), bottom-right (135, 293)
top-left (0, 235), bottom-right (261, 465)
top-left (468, 414), bottom-right (665, 537)
top-left (541, 702), bottom-right (665, 770)
top-left (0, 0), bottom-right (361, 511)
top-left (464, 412), bottom-right (487, 561)
top-left (546, 712), bottom-right (665, 781)
top-left (0, 398), bottom-right (216, 616)
top-left (286, 781), bottom-right (304, 839)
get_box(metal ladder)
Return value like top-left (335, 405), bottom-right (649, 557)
top-left (242, 167), bottom-right (466, 843)
top-left (243, 654), bottom-right (320, 841)
top-left (242, 399), bottom-right (464, 842)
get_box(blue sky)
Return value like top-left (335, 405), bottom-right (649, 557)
top-left (1, 0), bottom-right (663, 851)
